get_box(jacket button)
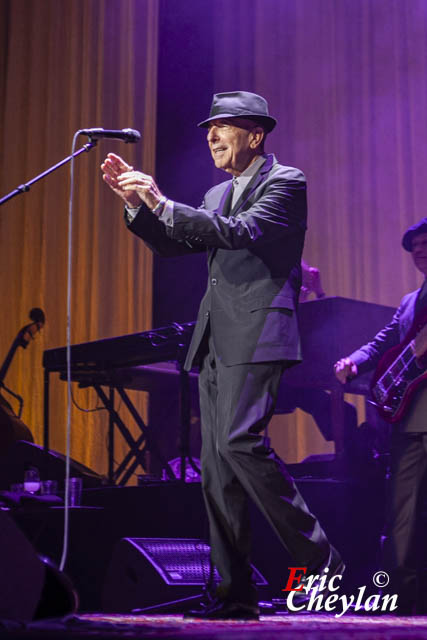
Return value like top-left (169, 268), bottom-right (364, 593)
top-left (205, 311), bottom-right (210, 318)
top-left (211, 278), bottom-right (217, 285)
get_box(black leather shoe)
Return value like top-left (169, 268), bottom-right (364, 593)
top-left (304, 545), bottom-right (346, 593)
top-left (185, 598), bottom-right (260, 620)
top-left (288, 546), bottom-right (346, 609)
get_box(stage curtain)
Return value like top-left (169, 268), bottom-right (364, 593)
top-left (211, 0), bottom-right (427, 462)
top-left (0, 0), bottom-right (158, 481)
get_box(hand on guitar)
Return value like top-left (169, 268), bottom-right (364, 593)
top-left (334, 357), bottom-right (358, 384)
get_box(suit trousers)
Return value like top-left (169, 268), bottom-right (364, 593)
top-left (198, 333), bottom-right (331, 604)
top-left (383, 432), bottom-right (427, 605)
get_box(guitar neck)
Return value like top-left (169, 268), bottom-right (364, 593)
top-left (382, 341), bottom-right (415, 383)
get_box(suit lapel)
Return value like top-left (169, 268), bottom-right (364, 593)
top-left (230, 154), bottom-right (275, 214)
top-left (207, 155), bottom-right (275, 264)
top-left (218, 181), bottom-right (233, 216)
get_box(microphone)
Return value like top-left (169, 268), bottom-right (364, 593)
top-left (78, 128), bottom-right (141, 143)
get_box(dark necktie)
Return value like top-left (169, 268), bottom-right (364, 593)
top-left (415, 282), bottom-right (427, 314)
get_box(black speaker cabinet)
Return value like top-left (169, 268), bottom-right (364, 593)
top-left (0, 511), bottom-right (46, 620)
top-left (102, 537), bottom-right (267, 613)
top-left (0, 512), bottom-right (77, 620)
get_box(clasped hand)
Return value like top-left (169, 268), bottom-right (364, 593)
top-left (101, 152), bottom-right (163, 210)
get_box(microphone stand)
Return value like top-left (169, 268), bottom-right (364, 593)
top-left (0, 139), bottom-right (97, 207)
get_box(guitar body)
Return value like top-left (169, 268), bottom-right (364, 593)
top-left (370, 307), bottom-right (427, 423)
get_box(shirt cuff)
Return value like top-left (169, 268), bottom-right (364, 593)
top-left (158, 200), bottom-right (174, 228)
top-left (125, 205), bottom-right (141, 223)
top-left (125, 200), bottom-right (174, 228)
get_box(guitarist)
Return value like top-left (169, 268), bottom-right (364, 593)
top-left (334, 217), bottom-right (427, 614)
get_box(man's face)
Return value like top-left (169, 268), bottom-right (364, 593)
top-left (411, 232), bottom-right (427, 276)
top-left (206, 118), bottom-right (263, 176)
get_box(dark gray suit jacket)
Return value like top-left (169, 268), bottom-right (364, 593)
top-left (349, 289), bottom-right (420, 374)
top-left (127, 154), bottom-right (307, 370)
top-left (350, 287), bottom-right (427, 432)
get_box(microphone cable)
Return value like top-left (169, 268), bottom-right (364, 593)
top-left (59, 131), bottom-right (80, 572)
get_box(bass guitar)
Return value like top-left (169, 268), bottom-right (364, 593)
top-left (370, 307), bottom-right (427, 423)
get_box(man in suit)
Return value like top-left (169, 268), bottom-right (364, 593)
top-left (334, 218), bottom-right (427, 614)
top-left (102, 91), bottom-right (343, 619)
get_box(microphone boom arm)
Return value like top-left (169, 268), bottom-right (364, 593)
top-left (0, 140), bottom-right (97, 207)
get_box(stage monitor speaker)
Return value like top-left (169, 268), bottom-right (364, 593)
top-left (102, 537), bottom-right (268, 613)
top-left (0, 441), bottom-right (104, 490)
top-left (0, 511), bottom-right (77, 620)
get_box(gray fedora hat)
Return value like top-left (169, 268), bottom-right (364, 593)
top-left (402, 217), bottom-right (427, 251)
top-left (198, 91), bottom-right (277, 133)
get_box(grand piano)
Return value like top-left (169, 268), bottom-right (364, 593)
top-left (43, 297), bottom-right (395, 484)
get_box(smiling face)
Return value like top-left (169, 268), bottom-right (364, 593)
top-left (206, 117), bottom-right (265, 176)
top-left (412, 232), bottom-right (427, 277)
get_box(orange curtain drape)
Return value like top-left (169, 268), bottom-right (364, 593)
top-left (0, 0), bottom-right (158, 480)
top-left (3, 0), bottom-right (427, 471)
top-left (211, 0), bottom-right (427, 462)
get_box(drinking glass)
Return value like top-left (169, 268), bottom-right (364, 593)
top-left (24, 468), bottom-right (41, 494)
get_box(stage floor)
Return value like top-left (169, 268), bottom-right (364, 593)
top-left (7, 613), bottom-right (427, 640)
